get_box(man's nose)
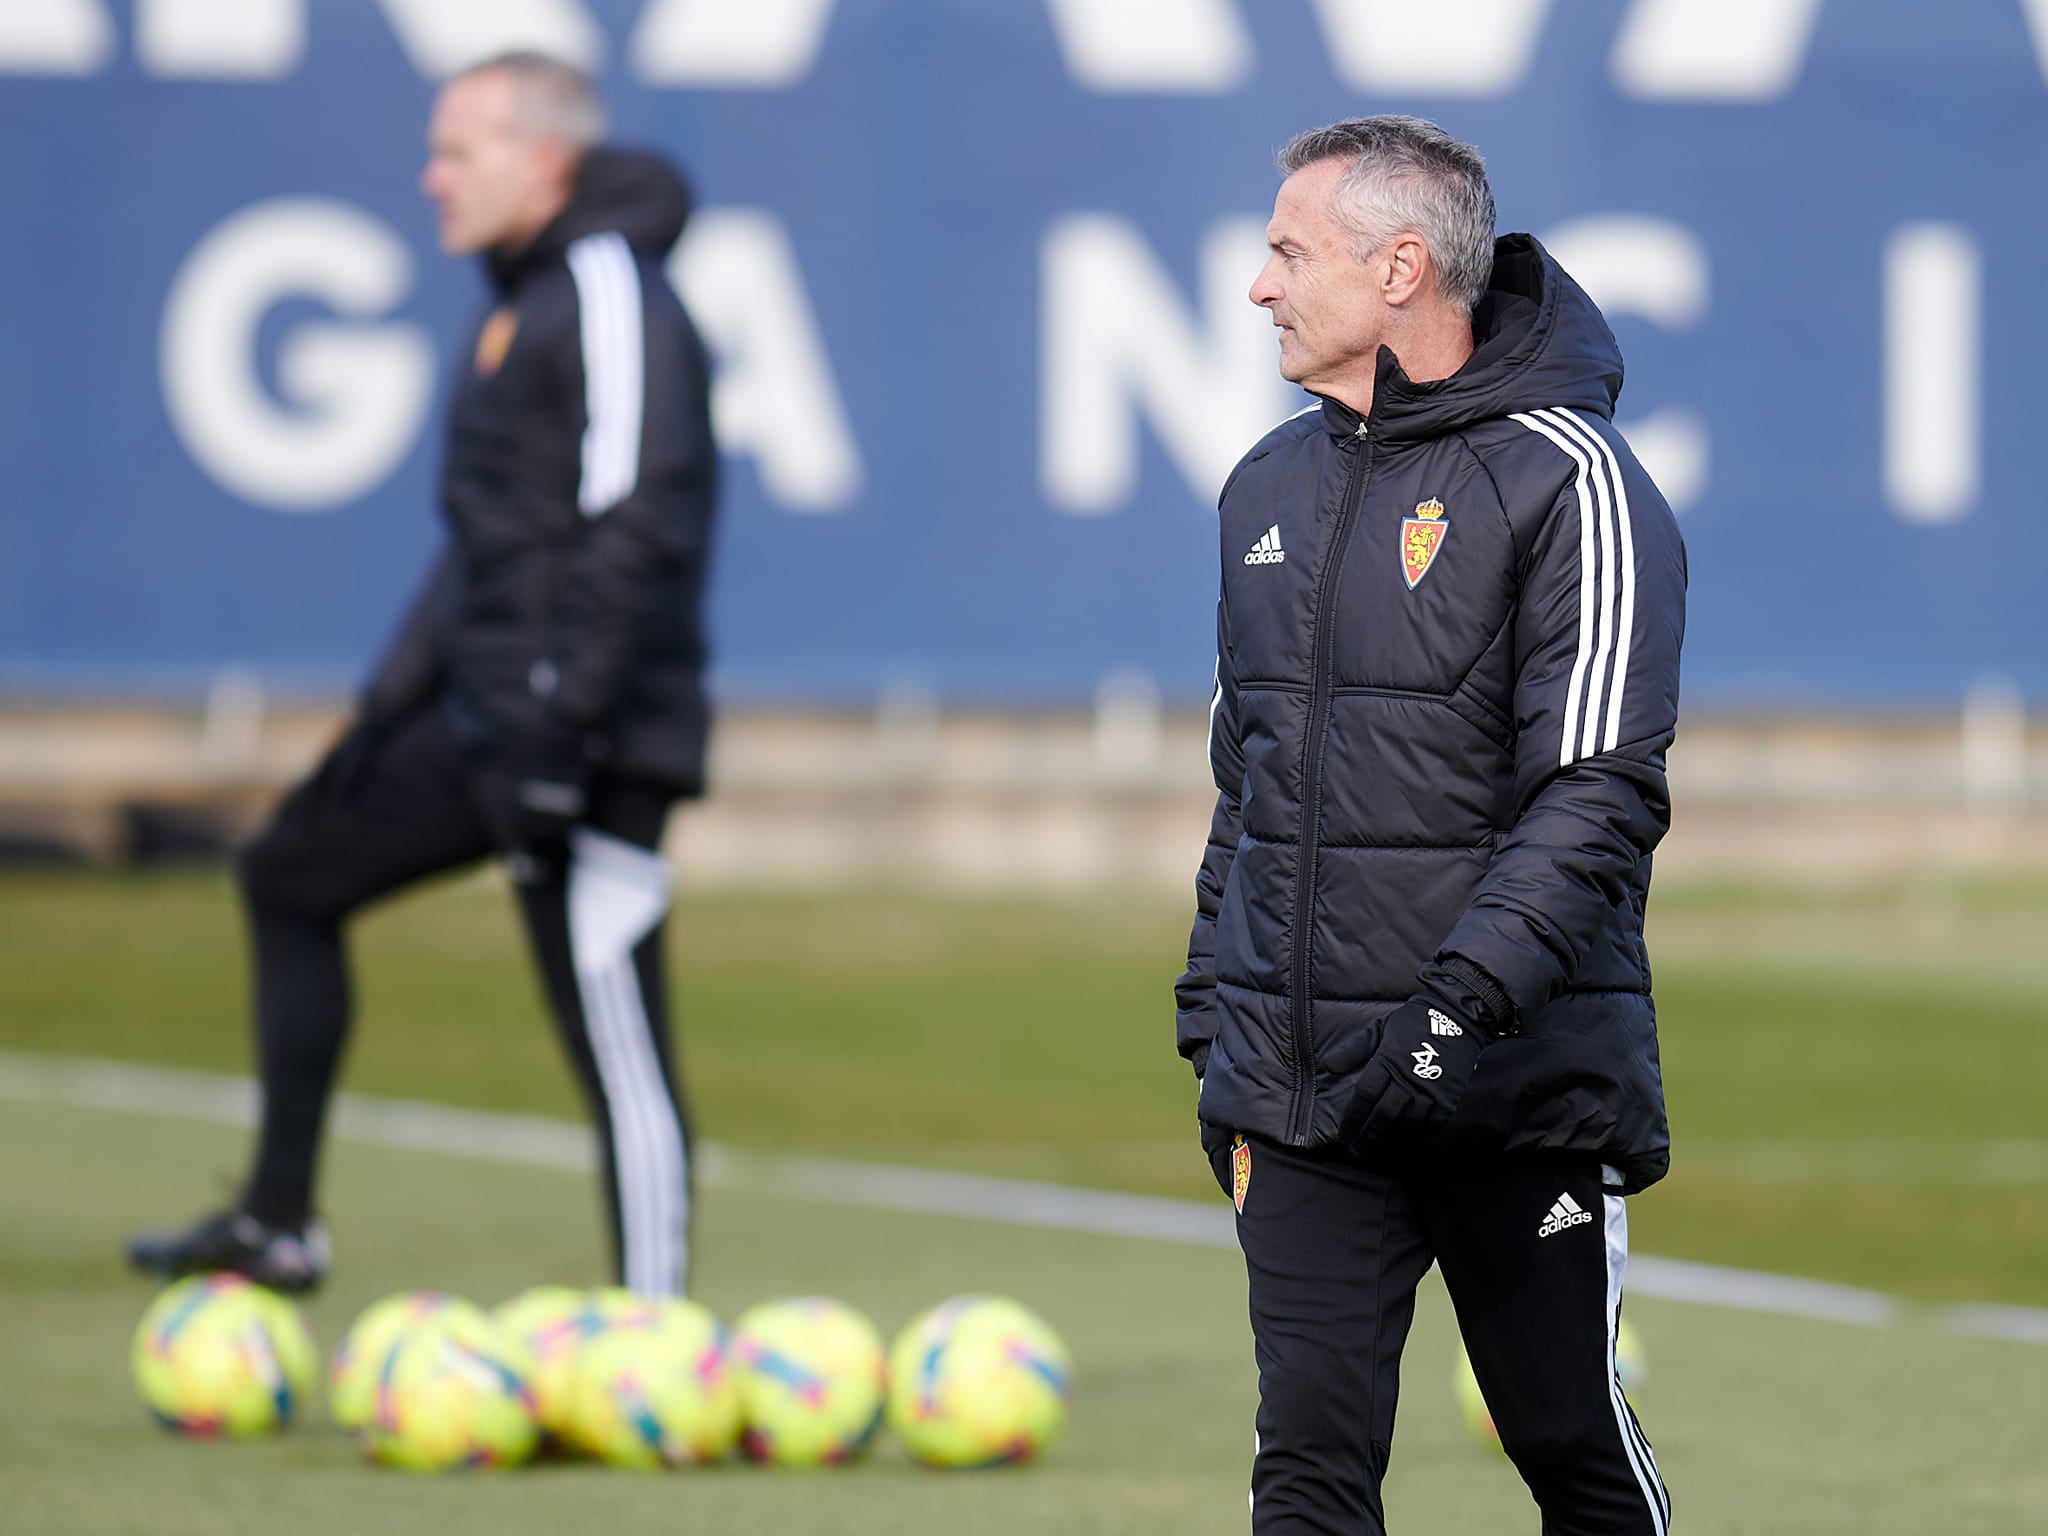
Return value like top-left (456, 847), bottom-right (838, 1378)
top-left (1248, 262), bottom-right (1280, 308)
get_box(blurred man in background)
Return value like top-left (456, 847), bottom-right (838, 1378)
top-left (129, 52), bottom-right (718, 1298)
top-left (1177, 116), bottom-right (1683, 1532)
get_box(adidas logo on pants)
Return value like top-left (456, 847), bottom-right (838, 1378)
top-left (1540, 1192), bottom-right (1594, 1237)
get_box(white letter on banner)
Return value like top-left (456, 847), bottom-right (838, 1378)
top-left (667, 209), bottom-right (862, 512)
top-left (161, 199), bottom-right (435, 512)
top-left (374, 0), bottom-right (602, 77)
top-left (1042, 215), bottom-right (1290, 514)
top-left (1044, 0), bottom-right (1251, 93)
top-left (1310, 0), bottom-right (1552, 97)
top-left (631, 0), bottom-right (837, 87)
top-left (1884, 223), bottom-right (1981, 525)
top-left (136, 0), bottom-right (303, 77)
top-left (0, 0), bottom-right (113, 74)
top-left (1611, 0), bottom-right (1824, 101)
top-left (1542, 215), bottom-right (1710, 513)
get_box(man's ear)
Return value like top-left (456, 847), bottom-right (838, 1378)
top-left (1382, 233), bottom-right (1431, 308)
top-left (538, 137), bottom-right (580, 196)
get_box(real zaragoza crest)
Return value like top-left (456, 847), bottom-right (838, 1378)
top-left (474, 307), bottom-right (518, 376)
top-left (1401, 497), bottom-right (1449, 589)
top-left (1231, 1134), bottom-right (1251, 1214)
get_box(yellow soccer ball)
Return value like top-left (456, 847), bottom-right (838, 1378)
top-left (331, 1291), bottom-right (457, 1432)
top-left (1455, 1318), bottom-right (1649, 1452)
top-left (359, 1301), bottom-right (539, 1471)
top-left (566, 1297), bottom-right (740, 1468)
top-left (885, 1295), bottom-right (1072, 1468)
top-left (548, 1288), bottom-right (680, 1448)
top-left (493, 1285), bottom-right (600, 1441)
top-left (1451, 1342), bottom-right (1502, 1452)
top-left (731, 1296), bottom-right (887, 1466)
top-left (131, 1274), bottom-right (317, 1438)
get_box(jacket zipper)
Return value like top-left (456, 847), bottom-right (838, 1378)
top-left (1285, 420), bottom-right (1373, 1146)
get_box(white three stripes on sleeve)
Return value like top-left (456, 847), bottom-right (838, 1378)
top-left (1509, 408), bottom-right (1638, 768)
top-left (566, 231), bottom-right (647, 517)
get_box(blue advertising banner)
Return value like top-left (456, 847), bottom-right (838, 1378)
top-left (0, 0), bottom-right (2041, 705)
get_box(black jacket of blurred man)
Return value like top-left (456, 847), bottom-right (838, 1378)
top-left (1177, 116), bottom-right (1682, 1535)
top-left (129, 53), bottom-right (718, 1301)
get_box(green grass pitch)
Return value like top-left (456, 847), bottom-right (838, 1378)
top-left (2, 870), bottom-right (2046, 1532)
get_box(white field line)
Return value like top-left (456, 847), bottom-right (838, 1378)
top-left (3, 1050), bottom-right (2041, 1344)
top-left (1683, 1138), bottom-right (2048, 1187)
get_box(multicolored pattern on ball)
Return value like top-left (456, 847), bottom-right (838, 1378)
top-left (885, 1295), bottom-right (1072, 1468)
top-left (732, 1296), bottom-right (886, 1466)
top-left (249, 1283), bottom-right (318, 1404)
top-left (131, 1274), bottom-right (316, 1438)
top-left (359, 1301), bottom-right (539, 1471)
top-left (566, 1297), bottom-right (740, 1468)
top-left (331, 1291), bottom-right (455, 1433)
top-left (493, 1285), bottom-right (599, 1440)
top-left (542, 1288), bottom-right (685, 1451)
top-left (494, 1285), bottom-right (589, 1352)
top-left (1455, 1318), bottom-right (1649, 1452)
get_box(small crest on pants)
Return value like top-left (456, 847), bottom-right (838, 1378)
top-left (1231, 1134), bottom-right (1251, 1214)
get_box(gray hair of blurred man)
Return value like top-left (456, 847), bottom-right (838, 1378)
top-left (459, 50), bottom-right (608, 154)
top-left (1275, 116), bottom-right (1497, 315)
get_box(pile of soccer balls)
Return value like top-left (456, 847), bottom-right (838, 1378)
top-left (131, 1275), bottom-right (1072, 1471)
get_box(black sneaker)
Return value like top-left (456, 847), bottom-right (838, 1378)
top-left (126, 1209), bottom-right (332, 1293)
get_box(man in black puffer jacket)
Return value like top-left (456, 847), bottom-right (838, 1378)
top-left (1178, 117), bottom-right (1683, 1534)
top-left (129, 54), bottom-right (716, 1300)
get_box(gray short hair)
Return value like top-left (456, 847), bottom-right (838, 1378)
top-left (1276, 116), bottom-right (1496, 313)
top-left (462, 51), bottom-right (607, 154)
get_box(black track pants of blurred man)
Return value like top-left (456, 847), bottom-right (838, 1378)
top-left (1215, 1135), bottom-right (1670, 1535)
top-left (236, 706), bottom-right (694, 1296)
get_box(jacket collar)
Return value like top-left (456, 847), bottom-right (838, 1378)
top-left (1311, 234), bottom-right (1624, 444)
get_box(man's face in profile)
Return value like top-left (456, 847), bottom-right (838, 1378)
top-left (421, 70), bottom-right (557, 257)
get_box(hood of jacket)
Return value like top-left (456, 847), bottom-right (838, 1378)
top-left (488, 145), bottom-right (692, 292)
top-left (1318, 234), bottom-right (1624, 446)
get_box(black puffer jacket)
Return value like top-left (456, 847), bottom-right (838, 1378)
top-left (364, 147), bottom-right (719, 794)
top-left (1176, 236), bottom-right (1686, 1192)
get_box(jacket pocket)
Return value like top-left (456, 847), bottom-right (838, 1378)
top-left (1200, 1119), bottom-right (1234, 1199)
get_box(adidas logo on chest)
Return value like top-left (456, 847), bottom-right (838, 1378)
top-left (1244, 524), bottom-right (1285, 565)
top-left (1538, 1192), bottom-right (1594, 1237)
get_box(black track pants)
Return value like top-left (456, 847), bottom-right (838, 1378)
top-left (234, 706), bottom-right (694, 1296)
top-left (1218, 1135), bottom-right (1670, 1535)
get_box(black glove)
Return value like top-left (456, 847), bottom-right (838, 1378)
top-left (1334, 996), bottom-right (1488, 1151)
top-left (480, 718), bottom-right (594, 861)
